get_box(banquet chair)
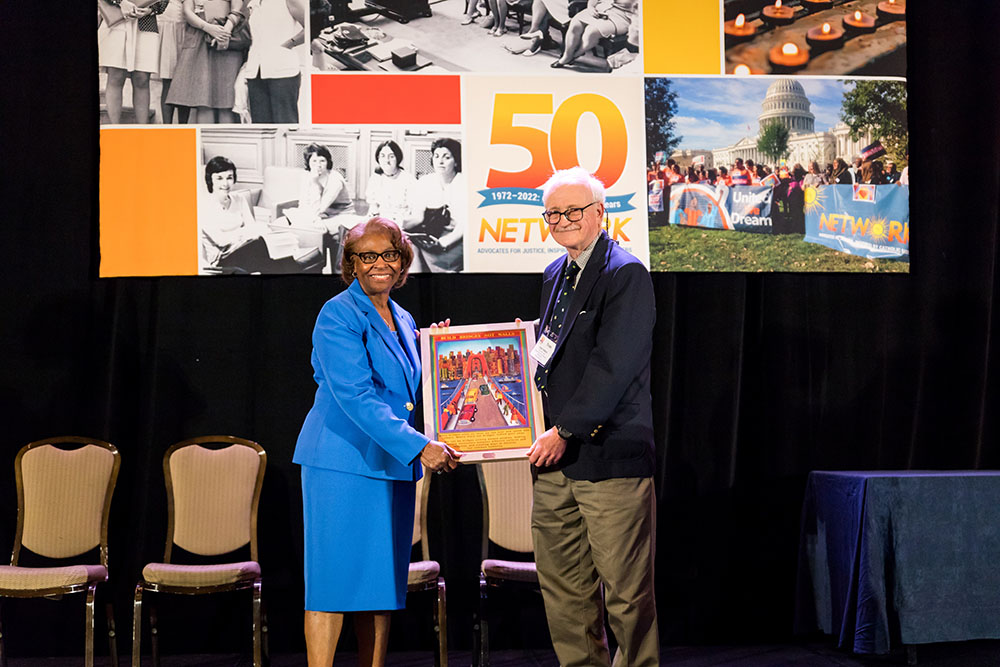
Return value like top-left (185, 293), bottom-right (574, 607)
top-left (472, 460), bottom-right (538, 667)
top-left (0, 436), bottom-right (121, 667)
top-left (131, 436), bottom-right (267, 667)
top-left (407, 467), bottom-right (448, 667)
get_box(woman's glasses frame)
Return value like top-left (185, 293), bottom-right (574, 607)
top-left (353, 250), bottom-right (402, 264)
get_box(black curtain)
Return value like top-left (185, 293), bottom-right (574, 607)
top-left (0, 2), bottom-right (998, 658)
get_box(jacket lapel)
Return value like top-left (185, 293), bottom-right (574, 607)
top-left (349, 281), bottom-right (416, 400)
top-left (549, 231), bottom-right (610, 362)
top-left (392, 300), bottom-right (422, 392)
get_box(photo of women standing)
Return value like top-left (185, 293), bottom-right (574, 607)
top-left (166, 0), bottom-right (246, 123)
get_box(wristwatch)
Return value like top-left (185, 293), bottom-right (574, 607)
top-left (555, 425), bottom-right (573, 440)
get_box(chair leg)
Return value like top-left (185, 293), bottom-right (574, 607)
top-left (434, 578), bottom-right (448, 667)
top-left (252, 579), bottom-right (263, 667)
top-left (105, 599), bottom-right (119, 667)
top-left (0, 599), bottom-right (7, 667)
top-left (475, 574), bottom-right (490, 667)
top-left (149, 601), bottom-right (160, 667)
top-left (132, 584), bottom-right (143, 667)
top-left (85, 584), bottom-right (97, 667)
top-left (262, 600), bottom-right (270, 667)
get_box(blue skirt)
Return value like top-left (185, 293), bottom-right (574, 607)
top-left (301, 465), bottom-right (416, 612)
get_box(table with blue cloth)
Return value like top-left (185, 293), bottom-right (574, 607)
top-left (795, 470), bottom-right (1000, 655)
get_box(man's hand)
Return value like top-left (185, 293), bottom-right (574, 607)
top-left (420, 439), bottom-right (462, 473)
top-left (527, 427), bottom-right (566, 468)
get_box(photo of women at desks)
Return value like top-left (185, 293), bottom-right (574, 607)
top-left (310, 0), bottom-right (464, 71)
top-left (199, 143), bottom-right (368, 275)
top-left (309, 0), bottom-right (639, 73)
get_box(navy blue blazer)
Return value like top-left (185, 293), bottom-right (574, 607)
top-left (538, 231), bottom-right (656, 481)
top-left (294, 280), bottom-right (429, 481)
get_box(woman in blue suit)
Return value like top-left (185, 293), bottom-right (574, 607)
top-left (294, 216), bottom-right (460, 667)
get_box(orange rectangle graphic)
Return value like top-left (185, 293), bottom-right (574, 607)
top-left (100, 128), bottom-right (198, 277)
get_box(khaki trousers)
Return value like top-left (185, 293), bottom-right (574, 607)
top-left (531, 470), bottom-right (659, 667)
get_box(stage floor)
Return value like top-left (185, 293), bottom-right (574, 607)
top-left (8, 642), bottom-right (1000, 666)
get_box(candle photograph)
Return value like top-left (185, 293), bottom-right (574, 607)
top-left (644, 76), bottom-right (909, 272)
top-left (723, 0), bottom-right (906, 75)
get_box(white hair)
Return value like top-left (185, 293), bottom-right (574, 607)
top-left (541, 167), bottom-right (606, 206)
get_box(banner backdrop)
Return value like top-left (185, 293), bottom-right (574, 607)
top-left (463, 76), bottom-right (649, 271)
top-left (97, 2), bottom-right (910, 275)
top-left (668, 184), bottom-right (774, 234)
top-left (804, 185), bottom-right (910, 260)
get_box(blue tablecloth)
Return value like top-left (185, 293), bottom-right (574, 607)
top-left (795, 471), bottom-right (1000, 654)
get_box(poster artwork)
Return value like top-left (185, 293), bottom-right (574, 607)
top-left (420, 322), bottom-right (545, 461)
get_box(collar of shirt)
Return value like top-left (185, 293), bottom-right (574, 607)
top-left (567, 233), bottom-right (600, 288)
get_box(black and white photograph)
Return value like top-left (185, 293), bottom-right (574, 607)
top-left (98, 0), bottom-right (309, 125)
top-left (197, 126), bottom-right (465, 274)
top-left (309, 0), bottom-right (641, 73)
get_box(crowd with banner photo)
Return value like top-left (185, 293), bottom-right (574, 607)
top-left (650, 148), bottom-right (910, 259)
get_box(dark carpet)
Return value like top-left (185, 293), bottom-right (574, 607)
top-left (8, 641), bottom-right (1000, 667)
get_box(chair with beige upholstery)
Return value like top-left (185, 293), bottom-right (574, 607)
top-left (407, 467), bottom-right (448, 667)
top-left (0, 436), bottom-right (121, 667)
top-left (131, 436), bottom-right (266, 667)
top-left (472, 460), bottom-right (537, 667)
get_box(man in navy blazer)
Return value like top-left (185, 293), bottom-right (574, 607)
top-left (528, 167), bottom-right (658, 667)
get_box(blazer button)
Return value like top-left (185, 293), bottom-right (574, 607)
top-left (405, 402), bottom-right (415, 411)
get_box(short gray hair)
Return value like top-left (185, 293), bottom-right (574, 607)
top-left (541, 167), bottom-right (606, 206)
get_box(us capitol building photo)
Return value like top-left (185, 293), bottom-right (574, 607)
top-left (671, 79), bottom-right (873, 169)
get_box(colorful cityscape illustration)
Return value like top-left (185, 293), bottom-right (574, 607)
top-left (431, 332), bottom-right (530, 434)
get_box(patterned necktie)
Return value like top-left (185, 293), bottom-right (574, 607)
top-left (534, 260), bottom-right (581, 391)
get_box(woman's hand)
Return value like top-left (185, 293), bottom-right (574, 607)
top-left (417, 318), bottom-right (450, 340)
top-left (120, 1), bottom-right (144, 18)
top-left (420, 440), bottom-right (462, 473)
top-left (204, 21), bottom-right (230, 43)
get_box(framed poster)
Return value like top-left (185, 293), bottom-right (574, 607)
top-left (419, 322), bottom-right (544, 462)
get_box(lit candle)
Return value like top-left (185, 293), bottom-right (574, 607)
top-left (762, 0), bottom-right (795, 26)
top-left (843, 10), bottom-right (877, 35)
top-left (877, 0), bottom-right (905, 21)
top-left (806, 21), bottom-right (845, 51)
top-left (724, 13), bottom-right (757, 43)
top-left (730, 63), bottom-right (764, 75)
top-left (801, 0), bottom-right (833, 12)
top-left (768, 41), bottom-right (809, 72)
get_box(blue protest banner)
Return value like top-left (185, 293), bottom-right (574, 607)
top-left (667, 184), bottom-right (774, 234)
top-left (727, 186), bottom-right (774, 234)
top-left (804, 185), bottom-right (909, 260)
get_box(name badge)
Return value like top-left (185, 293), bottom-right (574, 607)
top-left (530, 334), bottom-right (557, 367)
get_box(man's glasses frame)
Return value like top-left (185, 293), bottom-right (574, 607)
top-left (353, 250), bottom-right (401, 264)
top-left (541, 201), bottom-right (600, 226)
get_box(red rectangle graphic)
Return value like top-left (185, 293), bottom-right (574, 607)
top-left (312, 74), bottom-right (461, 124)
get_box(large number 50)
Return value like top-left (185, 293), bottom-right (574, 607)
top-left (486, 93), bottom-right (628, 189)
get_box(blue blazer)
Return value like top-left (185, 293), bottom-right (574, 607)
top-left (538, 230), bottom-right (656, 481)
top-left (294, 280), bottom-right (429, 481)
